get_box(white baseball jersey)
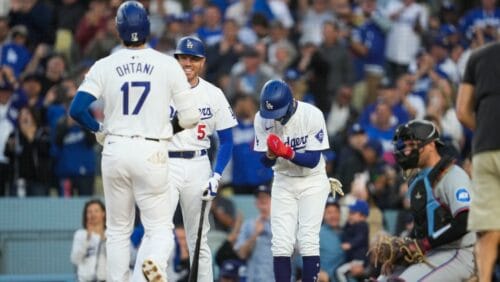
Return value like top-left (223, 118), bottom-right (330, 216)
top-left (78, 48), bottom-right (193, 139)
top-left (254, 101), bottom-right (329, 177)
top-left (168, 77), bottom-right (237, 151)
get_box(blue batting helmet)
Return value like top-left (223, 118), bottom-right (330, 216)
top-left (259, 80), bottom-right (293, 120)
top-left (174, 36), bottom-right (205, 58)
top-left (116, 1), bottom-right (150, 43)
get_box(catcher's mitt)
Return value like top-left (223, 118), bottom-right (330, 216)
top-left (369, 236), bottom-right (432, 275)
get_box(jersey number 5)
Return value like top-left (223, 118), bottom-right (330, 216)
top-left (121, 81), bottom-right (150, 115)
top-left (197, 124), bottom-right (206, 140)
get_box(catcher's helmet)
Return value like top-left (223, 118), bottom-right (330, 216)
top-left (393, 119), bottom-right (444, 170)
top-left (116, 1), bottom-right (150, 43)
top-left (174, 36), bottom-right (205, 58)
top-left (259, 80), bottom-right (293, 120)
top-left (393, 119), bottom-right (443, 146)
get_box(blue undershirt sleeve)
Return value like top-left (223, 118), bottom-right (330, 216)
top-left (291, 150), bottom-right (321, 168)
top-left (213, 128), bottom-right (234, 175)
top-left (259, 152), bottom-right (276, 167)
top-left (69, 91), bottom-right (100, 132)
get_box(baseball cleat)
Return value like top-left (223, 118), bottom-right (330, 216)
top-left (142, 259), bottom-right (166, 282)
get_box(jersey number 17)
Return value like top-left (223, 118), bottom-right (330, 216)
top-left (121, 81), bottom-right (150, 115)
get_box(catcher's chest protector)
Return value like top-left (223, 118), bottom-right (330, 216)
top-left (408, 156), bottom-right (454, 239)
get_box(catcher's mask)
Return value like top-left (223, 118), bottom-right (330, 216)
top-left (393, 120), bottom-right (444, 170)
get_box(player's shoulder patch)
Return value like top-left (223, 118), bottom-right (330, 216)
top-left (455, 187), bottom-right (471, 203)
top-left (315, 129), bottom-right (324, 142)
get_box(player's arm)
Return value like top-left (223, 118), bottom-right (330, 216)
top-left (421, 210), bottom-right (469, 251)
top-left (213, 128), bottom-right (233, 175)
top-left (69, 91), bottom-right (100, 132)
top-left (456, 83), bottom-right (475, 130)
top-left (456, 50), bottom-right (477, 130)
top-left (419, 171), bottom-right (472, 251)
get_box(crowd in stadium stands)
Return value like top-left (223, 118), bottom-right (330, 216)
top-left (0, 0), bottom-right (499, 280)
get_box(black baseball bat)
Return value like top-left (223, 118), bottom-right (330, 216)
top-left (188, 199), bottom-right (208, 282)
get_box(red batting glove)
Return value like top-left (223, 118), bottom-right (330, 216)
top-left (267, 134), bottom-right (295, 159)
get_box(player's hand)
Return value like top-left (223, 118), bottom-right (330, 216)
top-left (202, 173), bottom-right (221, 201)
top-left (267, 134), bottom-right (294, 160)
top-left (94, 123), bottom-right (108, 146)
top-left (329, 177), bottom-right (344, 198)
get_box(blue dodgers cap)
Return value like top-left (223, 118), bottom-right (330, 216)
top-left (284, 68), bottom-right (301, 81)
top-left (219, 259), bottom-right (242, 279)
top-left (325, 195), bottom-right (339, 207)
top-left (255, 184), bottom-right (271, 196)
top-left (348, 123), bottom-right (365, 135)
top-left (349, 199), bottom-right (369, 216)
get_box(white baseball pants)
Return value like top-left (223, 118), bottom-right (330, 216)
top-left (270, 172), bottom-right (330, 257)
top-left (168, 155), bottom-right (213, 282)
top-left (101, 135), bottom-right (174, 282)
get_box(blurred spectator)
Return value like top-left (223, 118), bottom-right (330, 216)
top-left (250, 13), bottom-right (271, 43)
top-left (363, 101), bottom-right (398, 158)
top-left (53, 0), bottom-right (86, 33)
top-left (8, 0), bottom-right (55, 49)
top-left (40, 53), bottom-right (67, 100)
top-left (395, 73), bottom-right (425, 120)
top-left (326, 86), bottom-right (358, 141)
top-left (52, 83), bottom-right (96, 196)
top-left (230, 95), bottom-right (273, 194)
top-left (70, 199), bottom-right (106, 282)
top-left (426, 87), bottom-right (463, 153)
top-left (75, 0), bottom-right (110, 52)
top-left (319, 196), bottom-right (345, 280)
top-left (318, 20), bottom-right (354, 113)
top-left (0, 25), bottom-right (31, 78)
top-left (266, 22), bottom-right (296, 77)
top-left (0, 17), bottom-right (9, 45)
top-left (428, 36), bottom-right (460, 86)
top-left (197, 4), bottom-right (223, 46)
top-left (18, 73), bottom-right (44, 112)
top-left (383, 0), bottom-right (428, 82)
top-left (298, 0), bottom-right (335, 46)
top-left (205, 19), bottom-right (244, 87)
top-left (4, 106), bottom-right (51, 196)
top-left (226, 47), bottom-right (275, 100)
top-left (0, 80), bottom-right (16, 196)
top-left (349, 0), bottom-right (386, 106)
top-left (290, 40), bottom-right (329, 107)
top-left (337, 199), bottom-right (369, 282)
top-left (225, 0), bottom-right (254, 27)
top-left (459, 0), bottom-right (500, 43)
top-left (334, 123), bottom-right (368, 194)
top-left (148, 0), bottom-right (184, 38)
top-left (209, 191), bottom-right (237, 233)
top-left (215, 213), bottom-right (244, 267)
top-left (83, 17), bottom-right (120, 61)
top-left (234, 184), bottom-right (274, 281)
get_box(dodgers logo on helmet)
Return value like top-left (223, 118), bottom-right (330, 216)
top-left (116, 1), bottom-right (150, 43)
top-left (265, 101), bottom-right (274, 110)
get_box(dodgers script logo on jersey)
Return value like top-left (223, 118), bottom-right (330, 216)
top-left (284, 135), bottom-right (308, 150)
top-left (199, 107), bottom-right (213, 120)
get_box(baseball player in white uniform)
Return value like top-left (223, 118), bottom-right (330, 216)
top-left (168, 36), bottom-right (237, 282)
top-left (254, 79), bottom-right (332, 282)
top-left (69, 2), bottom-right (200, 282)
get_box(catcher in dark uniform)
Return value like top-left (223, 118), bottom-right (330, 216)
top-left (370, 120), bottom-right (476, 281)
